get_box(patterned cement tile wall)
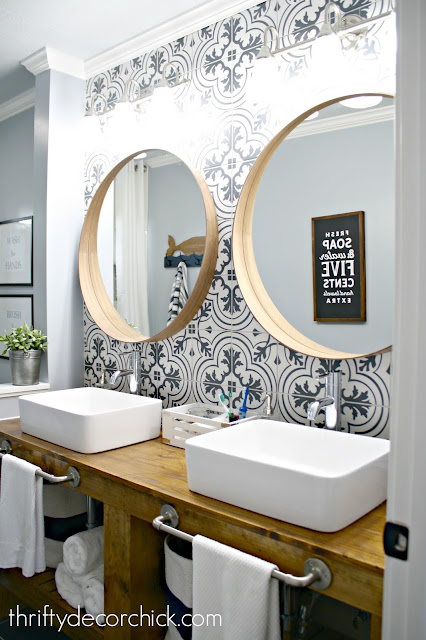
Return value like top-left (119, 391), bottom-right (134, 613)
top-left (84, 0), bottom-right (394, 437)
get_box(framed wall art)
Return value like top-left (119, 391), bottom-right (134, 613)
top-left (0, 295), bottom-right (34, 358)
top-left (312, 211), bottom-right (366, 322)
top-left (0, 216), bottom-right (33, 285)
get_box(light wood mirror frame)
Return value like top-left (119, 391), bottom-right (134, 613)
top-left (233, 93), bottom-right (393, 360)
top-left (79, 150), bottom-right (218, 343)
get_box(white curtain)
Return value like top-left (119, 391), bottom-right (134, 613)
top-left (114, 160), bottom-right (150, 335)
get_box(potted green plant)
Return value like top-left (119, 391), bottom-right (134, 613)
top-left (0, 323), bottom-right (47, 385)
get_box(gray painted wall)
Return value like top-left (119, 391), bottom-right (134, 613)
top-left (0, 109), bottom-right (36, 383)
top-left (253, 118), bottom-right (394, 354)
top-left (36, 70), bottom-right (85, 390)
top-left (147, 161), bottom-right (205, 336)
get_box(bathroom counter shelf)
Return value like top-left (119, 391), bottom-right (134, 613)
top-left (0, 568), bottom-right (103, 640)
top-left (0, 418), bottom-right (385, 640)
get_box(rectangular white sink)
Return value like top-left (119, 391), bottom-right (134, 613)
top-left (19, 387), bottom-right (162, 454)
top-left (186, 419), bottom-right (389, 532)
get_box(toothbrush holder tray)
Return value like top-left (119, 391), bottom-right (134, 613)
top-left (162, 402), bottom-right (232, 449)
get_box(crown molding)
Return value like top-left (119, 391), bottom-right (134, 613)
top-left (84, 0), bottom-right (256, 78)
top-left (143, 152), bottom-right (178, 169)
top-left (287, 104), bottom-right (395, 140)
top-left (0, 89), bottom-right (35, 123)
top-left (21, 47), bottom-right (85, 78)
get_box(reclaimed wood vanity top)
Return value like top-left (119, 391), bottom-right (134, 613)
top-left (0, 418), bottom-right (386, 617)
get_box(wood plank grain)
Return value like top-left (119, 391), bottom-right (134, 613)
top-left (0, 419), bottom-right (385, 617)
top-left (104, 504), bottom-right (165, 640)
top-left (0, 582), bottom-right (24, 618)
top-left (370, 613), bottom-right (382, 639)
top-left (0, 568), bottom-right (103, 639)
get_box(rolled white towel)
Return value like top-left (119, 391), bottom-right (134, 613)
top-left (55, 562), bottom-right (84, 609)
top-left (45, 538), bottom-right (64, 569)
top-left (83, 567), bottom-right (104, 620)
top-left (79, 564), bottom-right (104, 589)
top-left (55, 562), bottom-right (104, 611)
top-left (63, 526), bottom-right (103, 576)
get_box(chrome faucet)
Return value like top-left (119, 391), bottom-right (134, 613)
top-left (238, 392), bottom-right (274, 423)
top-left (110, 350), bottom-right (141, 395)
top-left (261, 392), bottom-right (274, 417)
top-left (307, 372), bottom-right (341, 430)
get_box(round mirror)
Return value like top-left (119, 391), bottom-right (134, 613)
top-left (79, 149), bottom-right (218, 342)
top-left (233, 93), bottom-right (394, 359)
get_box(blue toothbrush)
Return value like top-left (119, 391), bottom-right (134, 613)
top-left (239, 386), bottom-right (249, 419)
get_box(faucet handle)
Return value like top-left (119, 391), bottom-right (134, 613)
top-left (315, 372), bottom-right (328, 383)
top-left (318, 370), bottom-right (342, 376)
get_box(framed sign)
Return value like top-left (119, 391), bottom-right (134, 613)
top-left (0, 295), bottom-right (34, 359)
top-left (312, 211), bottom-right (366, 322)
top-left (0, 216), bottom-right (33, 285)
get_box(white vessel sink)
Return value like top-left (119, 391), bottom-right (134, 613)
top-left (186, 419), bottom-right (389, 532)
top-left (19, 387), bottom-right (162, 454)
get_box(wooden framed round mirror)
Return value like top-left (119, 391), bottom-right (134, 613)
top-left (233, 93), bottom-right (394, 360)
top-left (79, 149), bottom-right (218, 342)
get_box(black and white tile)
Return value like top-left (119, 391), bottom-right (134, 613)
top-left (83, 0), bottom-right (393, 438)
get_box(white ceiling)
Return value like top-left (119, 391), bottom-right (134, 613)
top-left (0, 0), bottom-right (254, 105)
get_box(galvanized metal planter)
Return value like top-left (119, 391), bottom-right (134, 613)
top-left (9, 349), bottom-right (42, 386)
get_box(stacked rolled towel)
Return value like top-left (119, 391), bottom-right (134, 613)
top-left (83, 568), bottom-right (105, 619)
top-left (55, 526), bottom-right (104, 619)
top-left (63, 525), bottom-right (104, 576)
top-left (55, 563), bottom-right (104, 614)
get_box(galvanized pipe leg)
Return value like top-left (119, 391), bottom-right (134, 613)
top-left (86, 496), bottom-right (98, 529)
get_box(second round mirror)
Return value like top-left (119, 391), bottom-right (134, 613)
top-left (234, 94), bottom-right (394, 359)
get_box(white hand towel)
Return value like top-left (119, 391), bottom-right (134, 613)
top-left (192, 535), bottom-right (280, 640)
top-left (55, 562), bottom-right (84, 608)
top-left (63, 526), bottom-right (103, 576)
top-left (83, 566), bottom-right (104, 619)
top-left (0, 454), bottom-right (45, 577)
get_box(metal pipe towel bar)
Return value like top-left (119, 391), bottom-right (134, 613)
top-left (152, 504), bottom-right (332, 590)
top-left (0, 439), bottom-right (80, 487)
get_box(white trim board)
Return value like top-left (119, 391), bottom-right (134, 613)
top-left (84, 0), bottom-right (258, 79)
top-left (0, 89), bottom-right (35, 124)
top-left (0, 381), bottom-right (50, 399)
top-left (21, 47), bottom-right (85, 79)
top-left (0, 0), bottom-right (256, 121)
top-left (143, 153), bottom-right (179, 169)
top-left (287, 104), bottom-right (395, 140)
top-left (20, 0), bottom-right (257, 83)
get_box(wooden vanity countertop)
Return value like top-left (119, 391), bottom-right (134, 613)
top-left (0, 418), bottom-right (386, 616)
